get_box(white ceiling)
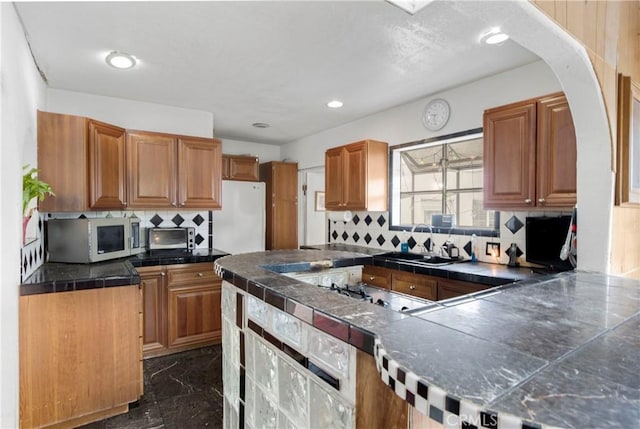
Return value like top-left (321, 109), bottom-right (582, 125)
top-left (15, 1), bottom-right (540, 145)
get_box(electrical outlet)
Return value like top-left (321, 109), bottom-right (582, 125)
top-left (486, 242), bottom-right (500, 256)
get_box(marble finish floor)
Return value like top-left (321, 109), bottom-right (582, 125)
top-left (80, 345), bottom-right (224, 429)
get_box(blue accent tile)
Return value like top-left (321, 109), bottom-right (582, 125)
top-left (429, 406), bottom-right (443, 424)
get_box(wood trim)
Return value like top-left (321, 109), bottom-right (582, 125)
top-left (356, 349), bottom-right (408, 429)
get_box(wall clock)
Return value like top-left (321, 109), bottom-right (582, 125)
top-left (422, 98), bottom-right (450, 131)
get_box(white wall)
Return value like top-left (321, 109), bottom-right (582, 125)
top-left (47, 88), bottom-right (214, 138)
top-left (281, 60), bottom-right (561, 169)
top-left (0, 3), bottom-right (47, 426)
top-left (221, 138), bottom-right (281, 163)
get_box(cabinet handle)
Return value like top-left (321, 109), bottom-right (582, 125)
top-left (123, 201), bottom-right (128, 207)
top-left (172, 202), bottom-right (177, 207)
top-left (160, 272), bottom-right (166, 277)
top-left (197, 272), bottom-right (204, 277)
top-left (538, 198), bottom-right (546, 204)
top-left (524, 198), bottom-right (532, 204)
top-left (409, 285), bottom-right (416, 290)
top-left (369, 276), bottom-right (375, 281)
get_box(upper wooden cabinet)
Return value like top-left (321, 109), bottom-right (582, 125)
top-left (260, 161), bottom-right (298, 250)
top-left (222, 154), bottom-right (260, 181)
top-left (127, 132), bottom-right (222, 209)
top-left (88, 120), bottom-right (127, 209)
top-left (483, 92), bottom-right (577, 210)
top-left (37, 111), bottom-right (222, 211)
top-left (38, 111), bottom-right (89, 212)
top-left (325, 140), bottom-right (388, 211)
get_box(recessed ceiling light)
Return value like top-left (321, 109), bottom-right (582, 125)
top-left (252, 122), bottom-right (270, 128)
top-left (105, 51), bottom-right (137, 69)
top-left (480, 28), bottom-right (510, 45)
top-left (327, 100), bottom-right (343, 109)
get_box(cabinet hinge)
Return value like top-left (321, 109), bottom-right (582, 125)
top-left (302, 184), bottom-right (307, 196)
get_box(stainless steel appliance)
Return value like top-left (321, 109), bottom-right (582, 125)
top-left (47, 217), bottom-right (143, 263)
top-left (147, 227), bottom-right (195, 250)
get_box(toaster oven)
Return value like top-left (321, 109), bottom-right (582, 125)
top-left (148, 227), bottom-right (195, 250)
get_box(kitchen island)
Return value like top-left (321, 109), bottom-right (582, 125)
top-left (216, 249), bottom-right (639, 429)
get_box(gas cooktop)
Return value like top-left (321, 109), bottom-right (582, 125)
top-left (318, 282), bottom-right (431, 313)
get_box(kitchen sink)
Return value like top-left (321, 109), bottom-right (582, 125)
top-left (377, 252), bottom-right (466, 266)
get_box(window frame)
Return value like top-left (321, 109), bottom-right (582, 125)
top-left (388, 127), bottom-right (499, 237)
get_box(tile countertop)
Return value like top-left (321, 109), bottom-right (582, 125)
top-left (21, 249), bottom-right (229, 296)
top-left (215, 249), bottom-right (640, 429)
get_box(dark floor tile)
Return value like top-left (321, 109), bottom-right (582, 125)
top-left (157, 391), bottom-right (223, 429)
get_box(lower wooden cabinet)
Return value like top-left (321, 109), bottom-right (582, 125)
top-left (362, 265), bottom-right (393, 290)
top-left (167, 264), bottom-right (222, 348)
top-left (368, 264), bottom-right (490, 301)
top-left (139, 262), bottom-right (222, 358)
top-left (391, 271), bottom-right (438, 301)
top-left (19, 285), bottom-right (142, 428)
top-left (437, 278), bottom-right (490, 300)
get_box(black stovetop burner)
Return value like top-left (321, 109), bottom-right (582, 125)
top-left (319, 283), bottom-right (373, 302)
top-left (317, 282), bottom-right (431, 313)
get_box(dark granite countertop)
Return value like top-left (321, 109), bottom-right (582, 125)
top-left (303, 242), bottom-right (541, 286)
top-left (21, 249), bottom-right (229, 295)
top-left (215, 249), bottom-right (640, 429)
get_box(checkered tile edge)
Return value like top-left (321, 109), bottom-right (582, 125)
top-left (373, 339), bottom-right (550, 429)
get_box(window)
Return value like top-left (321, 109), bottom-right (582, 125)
top-left (390, 129), bottom-right (498, 234)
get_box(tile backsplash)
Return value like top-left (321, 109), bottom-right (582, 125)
top-left (21, 209), bottom-right (213, 281)
top-left (328, 210), bottom-right (572, 267)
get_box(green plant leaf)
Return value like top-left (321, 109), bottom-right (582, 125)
top-left (22, 164), bottom-right (55, 215)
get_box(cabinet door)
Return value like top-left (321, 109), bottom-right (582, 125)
top-left (178, 137), bottom-right (222, 208)
top-left (139, 266), bottom-right (167, 356)
top-left (166, 264), bottom-right (222, 349)
top-left (391, 271), bottom-right (437, 300)
top-left (483, 101), bottom-right (537, 209)
top-left (227, 155), bottom-right (260, 181)
top-left (344, 142), bottom-right (367, 210)
top-left (19, 287), bottom-right (141, 428)
top-left (537, 94), bottom-right (577, 208)
top-left (127, 132), bottom-right (177, 208)
top-left (325, 147), bottom-right (345, 209)
top-left (362, 265), bottom-right (392, 290)
top-left (271, 162), bottom-right (299, 249)
top-left (437, 278), bottom-right (489, 301)
top-left (37, 111), bottom-right (89, 212)
top-left (88, 120), bottom-right (127, 209)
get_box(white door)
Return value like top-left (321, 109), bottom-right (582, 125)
top-left (299, 168), bottom-right (326, 246)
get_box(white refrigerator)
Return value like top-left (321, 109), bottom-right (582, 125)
top-left (212, 181), bottom-right (266, 254)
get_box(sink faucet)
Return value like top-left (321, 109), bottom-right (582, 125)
top-left (411, 223), bottom-right (434, 253)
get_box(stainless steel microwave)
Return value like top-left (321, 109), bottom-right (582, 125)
top-left (47, 217), bottom-right (144, 263)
